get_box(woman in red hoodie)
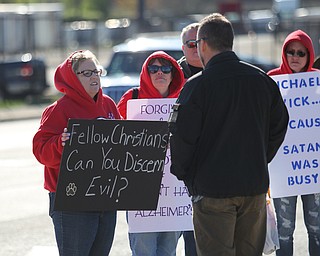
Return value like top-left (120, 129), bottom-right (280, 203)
top-left (268, 30), bottom-right (317, 75)
top-left (33, 50), bottom-right (121, 256)
top-left (117, 51), bottom-right (184, 118)
top-left (267, 30), bottom-right (320, 256)
top-left (117, 51), bottom-right (184, 256)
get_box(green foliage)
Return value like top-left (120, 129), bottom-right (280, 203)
top-left (0, 99), bottom-right (24, 108)
top-left (1, 0), bottom-right (41, 3)
top-left (61, 0), bottom-right (111, 21)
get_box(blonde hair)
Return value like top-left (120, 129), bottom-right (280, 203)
top-left (71, 50), bottom-right (100, 73)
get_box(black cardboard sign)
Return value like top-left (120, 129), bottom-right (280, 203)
top-left (54, 119), bottom-right (169, 211)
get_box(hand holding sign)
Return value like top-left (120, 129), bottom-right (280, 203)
top-left (61, 127), bottom-right (70, 147)
top-left (54, 119), bottom-right (169, 211)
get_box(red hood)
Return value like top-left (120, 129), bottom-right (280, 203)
top-left (268, 30), bottom-right (317, 75)
top-left (54, 50), bottom-right (104, 106)
top-left (117, 51), bottom-right (184, 119)
top-left (138, 51), bottom-right (184, 98)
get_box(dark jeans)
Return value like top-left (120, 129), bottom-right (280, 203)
top-left (193, 194), bottom-right (266, 256)
top-left (49, 192), bottom-right (116, 256)
top-left (273, 194), bottom-right (320, 256)
top-left (182, 231), bottom-right (197, 256)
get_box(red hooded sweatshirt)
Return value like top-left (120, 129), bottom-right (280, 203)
top-left (117, 51), bottom-right (184, 119)
top-left (33, 50), bottom-right (121, 192)
top-left (268, 30), bottom-right (317, 75)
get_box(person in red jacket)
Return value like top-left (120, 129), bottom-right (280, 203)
top-left (117, 51), bottom-right (184, 256)
top-left (268, 30), bottom-right (317, 75)
top-left (33, 50), bottom-right (121, 256)
top-left (267, 30), bottom-right (320, 256)
top-left (117, 51), bottom-right (184, 119)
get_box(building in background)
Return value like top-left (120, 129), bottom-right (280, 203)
top-left (0, 3), bottom-right (63, 56)
top-left (0, 1), bottom-right (319, 57)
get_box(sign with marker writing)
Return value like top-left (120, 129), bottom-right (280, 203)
top-left (127, 98), bottom-right (194, 233)
top-left (127, 98), bottom-right (175, 121)
top-left (54, 119), bottom-right (169, 211)
top-left (269, 71), bottom-right (320, 198)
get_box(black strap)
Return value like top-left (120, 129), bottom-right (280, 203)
top-left (132, 87), bottom-right (139, 99)
top-left (168, 103), bottom-right (180, 124)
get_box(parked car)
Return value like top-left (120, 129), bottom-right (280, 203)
top-left (101, 32), bottom-right (277, 103)
top-left (0, 53), bottom-right (48, 100)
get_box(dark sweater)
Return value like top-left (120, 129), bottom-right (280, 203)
top-left (169, 51), bottom-right (289, 198)
top-left (178, 56), bottom-right (203, 79)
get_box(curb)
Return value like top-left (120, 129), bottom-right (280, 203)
top-left (0, 105), bottom-right (44, 122)
top-left (0, 90), bottom-right (59, 122)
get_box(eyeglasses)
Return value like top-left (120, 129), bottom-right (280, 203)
top-left (185, 39), bottom-right (197, 49)
top-left (286, 50), bottom-right (307, 58)
top-left (148, 65), bottom-right (172, 74)
top-left (196, 37), bottom-right (208, 45)
top-left (76, 69), bottom-right (102, 77)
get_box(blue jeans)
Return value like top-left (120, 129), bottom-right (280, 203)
top-left (273, 194), bottom-right (320, 256)
top-left (49, 193), bottom-right (116, 256)
top-left (129, 231), bottom-right (181, 256)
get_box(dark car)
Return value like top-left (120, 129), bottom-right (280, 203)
top-left (0, 53), bottom-right (48, 100)
top-left (101, 32), bottom-right (277, 103)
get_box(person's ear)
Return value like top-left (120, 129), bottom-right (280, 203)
top-left (200, 39), bottom-right (207, 52)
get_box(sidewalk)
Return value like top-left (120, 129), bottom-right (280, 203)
top-left (0, 104), bottom-right (45, 122)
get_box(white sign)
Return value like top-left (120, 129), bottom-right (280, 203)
top-left (127, 98), bottom-right (194, 233)
top-left (269, 71), bottom-right (320, 198)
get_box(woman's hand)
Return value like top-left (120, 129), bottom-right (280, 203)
top-left (61, 128), bottom-right (70, 147)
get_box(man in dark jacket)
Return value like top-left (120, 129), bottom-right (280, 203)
top-left (169, 13), bottom-right (289, 256)
top-left (178, 22), bottom-right (203, 256)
